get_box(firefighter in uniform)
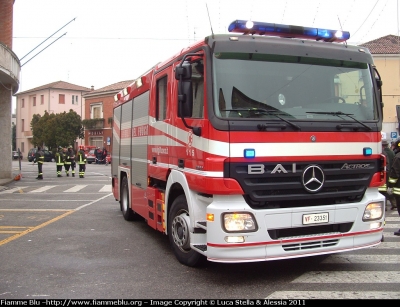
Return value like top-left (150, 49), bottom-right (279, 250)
top-left (77, 145), bottom-right (87, 178)
top-left (387, 138), bottom-right (400, 236)
top-left (55, 146), bottom-right (65, 177)
top-left (34, 146), bottom-right (44, 179)
top-left (378, 139), bottom-right (396, 210)
top-left (64, 145), bottom-right (76, 177)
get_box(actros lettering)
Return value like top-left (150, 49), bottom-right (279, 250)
top-left (341, 163), bottom-right (370, 169)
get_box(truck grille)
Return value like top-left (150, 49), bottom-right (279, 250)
top-left (225, 160), bottom-right (379, 209)
top-left (282, 239), bottom-right (339, 251)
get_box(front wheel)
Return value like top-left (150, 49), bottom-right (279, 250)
top-left (120, 176), bottom-right (135, 221)
top-left (168, 195), bottom-right (203, 267)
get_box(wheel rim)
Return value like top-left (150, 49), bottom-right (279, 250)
top-left (171, 212), bottom-right (191, 251)
top-left (122, 183), bottom-right (128, 212)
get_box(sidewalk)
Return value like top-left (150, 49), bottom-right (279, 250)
top-left (0, 166), bottom-right (20, 190)
top-left (0, 177), bottom-right (15, 191)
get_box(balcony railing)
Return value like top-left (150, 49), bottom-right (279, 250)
top-left (82, 118), bottom-right (104, 129)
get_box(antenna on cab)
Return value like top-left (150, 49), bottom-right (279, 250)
top-left (337, 16), bottom-right (347, 46)
top-left (206, 3), bottom-right (214, 38)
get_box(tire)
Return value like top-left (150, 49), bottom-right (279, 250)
top-left (168, 195), bottom-right (203, 267)
top-left (120, 176), bottom-right (135, 221)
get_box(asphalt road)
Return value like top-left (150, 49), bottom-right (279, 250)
top-left (0, 160), bottom-right (399, 299)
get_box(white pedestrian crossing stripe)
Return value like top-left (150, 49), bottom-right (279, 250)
top-left (30, 186), bottom-right (57, 193)
top-left (322, 254), bottom-right (400, 263)
top-left (267, 291), bottom-right (400, 299)
top-left (63, 185), bottom-right (88, 192)
top-left (266, 210), bottom-right (400, 300)
top-left (99, 185), bottom-right (112, 192)
top-left (0, 185), bottom-right (112, 194)
top-left (369, 241), bottom-right (400, 249)
top-left (292, 271), bottom-right (400, 283)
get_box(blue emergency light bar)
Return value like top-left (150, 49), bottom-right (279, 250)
top-left (228, 20), bottom-right (350, 43)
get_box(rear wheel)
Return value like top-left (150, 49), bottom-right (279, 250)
top-left (120, 176), bottom-right (135, 221)
top-left (168, 195), bottom-right (203, 267)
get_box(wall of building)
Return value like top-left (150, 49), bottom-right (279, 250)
top-left (0, 0), bottom-right (13, 48)
top-left (84, 94), bottom-right (114, 152)
top-left (16, 89), bottom-right (86, 155)
top-left (0, 0), bottom-right (19, 180)
top-left (373, 55), bottom-right (400, 141)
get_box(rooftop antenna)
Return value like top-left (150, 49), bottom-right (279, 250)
top-left (337, 16), bottom-right (347, 46)
top-left (21, 32), bottom-right (67, 67)
top-left (20, 17), bottom-right (76, 61)
top-left (206, 3), bottom-right (214, 38)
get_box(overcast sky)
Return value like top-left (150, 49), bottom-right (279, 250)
top-left (12, 0), bottom-right (400, 108)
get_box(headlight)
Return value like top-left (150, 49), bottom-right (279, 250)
top-left (363, 202), bottom-right (384, 221)
top-left (223, 212), bottom-right (257, 232)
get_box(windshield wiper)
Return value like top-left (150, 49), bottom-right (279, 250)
top-left (306, 111), bottom-right (372, 131)
top-left (224, 108), bottom-right (301, 131)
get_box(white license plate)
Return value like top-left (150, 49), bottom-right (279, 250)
top-left (302, 212), bottom-right (329, 225)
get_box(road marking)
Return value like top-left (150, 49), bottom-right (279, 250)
top-left (383, 232), bottom-right (399, 238)
top-left (0, 187), bottom-right (28, 194)
top-left (75, 193), bottom-right (112, 210)
top-left (385, 223), bottom-right (400, 228)
top-left (29, 186), bottom-right (56, 193)
top-left (63, 185), bottom-right (88, 192)
top-left (266, 291), bottom-right (400, 299)
top-left (0, 193), bottom-right (112, 246)
top-left (0, 185), bottom-right (112, 194)
top-left (292, 271), bottom-right (400, 283)
top-left (0, 199), bottom-right (103, 202)
top-left (321, 254), bottom-right (400, 263)
top-left (99, 185), bottom-right (111, 192)
top-left (0, 210), bottom-right (74, 246)
top-left (370, 241), bottom-right (400, 249)
top-left (0, 226), bottom-right (33, 234)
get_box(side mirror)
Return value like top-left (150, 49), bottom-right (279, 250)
top-left (175, 61), bottom-right (192, 80)
top-left (176, 60), bottom-right (193, 117)
top-left (178, 81), bottom-right (193, 118)
top-left (175, 54), bottom-right (202, 136)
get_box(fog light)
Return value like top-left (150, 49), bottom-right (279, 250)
top-left (224, 236), bottom-right (245, 243)
top-left (370, 222), bottom-right (382, 229)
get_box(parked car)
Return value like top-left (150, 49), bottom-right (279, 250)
top-left (86, 149), bottom-right (96, 164)
top-left (27, 148), bottom-right (55, 162)
top-left (12, 151), bottom-right (23, 160)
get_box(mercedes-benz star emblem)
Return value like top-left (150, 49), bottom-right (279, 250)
top-left (302, 165), bottom-right (324, 193)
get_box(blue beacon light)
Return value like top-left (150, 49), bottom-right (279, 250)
top-left (228, 20), bottom-right (350, 43)
top-left (244, 149), bottom-right (255, 158)
top-left (363, 147), bottom-right (372, 156)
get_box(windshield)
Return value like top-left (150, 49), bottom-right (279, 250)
top-left (213, 53), bottom-right (377, 121)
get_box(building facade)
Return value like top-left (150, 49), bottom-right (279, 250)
top-left (82, 80), bottom-right (133, 152)
top-left (14, 81), bottom-right (91, 155)
top-left (361, 35), bottom-right (400, 141)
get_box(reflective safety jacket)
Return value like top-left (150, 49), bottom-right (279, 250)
top-left (388, 152), bottom-right (400, 195)
top-left (34, 150), bottom-right (44, 164)
top-left (65, 149), bottom-right (75, 165)
top-left (379, 148), bottom-right (395, 192)
top-left (55, 149), bottom-right (65, 166)
top-left (77, 150), bottom-right (87, 164)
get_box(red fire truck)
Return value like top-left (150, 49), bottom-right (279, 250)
top-left (111, 20), bottom-right (386, 267)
